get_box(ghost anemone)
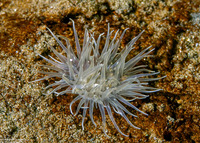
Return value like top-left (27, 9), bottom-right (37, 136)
top-left (34, 19), bottom-right (165, 137)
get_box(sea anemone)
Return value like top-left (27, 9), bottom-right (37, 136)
top-left (34, 19), bottom-right (165, 137)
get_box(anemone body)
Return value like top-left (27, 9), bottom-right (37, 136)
top-left (35, 20), bottom-right (164, 137)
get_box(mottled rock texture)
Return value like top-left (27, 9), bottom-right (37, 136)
top-left (0, 0), bottom-right (199, 142)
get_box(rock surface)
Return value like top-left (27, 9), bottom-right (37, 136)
top-left (0, 0), bottom-right (199, 142)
